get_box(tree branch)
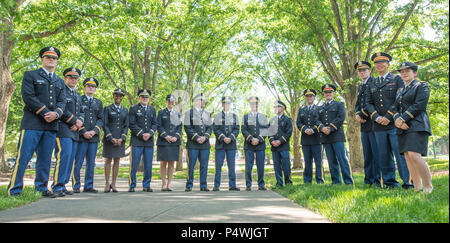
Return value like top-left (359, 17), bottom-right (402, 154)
top-left (385, 0), bottom-right (420, 52)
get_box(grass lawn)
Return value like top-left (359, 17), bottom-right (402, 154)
top-left (265, 157), bottom-right (449, 223)
top-left (0, 186), bottom-right (42, 211)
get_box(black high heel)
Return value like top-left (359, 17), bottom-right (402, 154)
top-left (104, 184), bottom-right (111, 193)
top-left (111, 184), bottom-right (118, 193)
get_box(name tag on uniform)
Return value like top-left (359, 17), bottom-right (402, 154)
top-left (162, 116), bottom-right (168, 119)
top-left (387, 83), bottom-right (396, 86)
top-left (111, 112), bottom-right (117, 115)
top-left (36, 80), bottom-right (45, 84)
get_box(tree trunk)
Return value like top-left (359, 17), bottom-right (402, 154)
top-left (0, 24), bottom-right (17, 172)
top-left (142, 46), bottom-right (152, 90)
top-left (291, 103), bottom-right (303, 169)
top-left (343, 85), bottom-right (364, 170)
top-left (176, 145), bottom-right (184, 172)
top-left (151, 45), bottom-right (162, 96)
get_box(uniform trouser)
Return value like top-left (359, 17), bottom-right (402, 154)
top-left (186, 149), bottom-right (210, 189)
top-left (129, 146), bottom-right (154, 189)
top-left (7, 130), bottom-right (56, 196)
top-left (72, 142), bottom-right (98, 190)
top-left (244, 150), bottom-right (265, 188)
top-left (374, 129), bottom-right (413, 188)
top-left (214, 149), bottom-right (237, 188)
top-left (361, 131), bottom-right (381, 187)
top-left (302, 144), bottom-right (324, 184)
top-left (272, 150), bottom-right (292, 186)
top-left (324, 142), bottom-right (354, 185)
top-left (52, 137), bottom-right (78, 192)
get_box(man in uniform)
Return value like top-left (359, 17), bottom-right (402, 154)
top-left (354, 61), bottom-right (381, 187)
top-left (296, 89), bottom-right (324, 184)
top-left (268, 101), bottom-right (293, 189)
top-left (241, 96), bottom-right (269, 191)
top-left (365, 52), bottom-right (413, 189)
top-left (51, 67), bottom-right (84, 197)
top-left (212, 96), bottom-right (240, 191)
top-left (72, 77), bottom-right (103, 193)
top-left (8, 47), bottom-right (66, 197)
top-left (318, 84), bottom-right (354, 185)
top-left (184, 93), bottom-right (213, 192)
top-left (128, 89), bottom-right (158, 192)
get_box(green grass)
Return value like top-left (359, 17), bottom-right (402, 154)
top-left (266, 157), bottom-right (449, 223)
top-left (0, 186), bottom-right (42, 211)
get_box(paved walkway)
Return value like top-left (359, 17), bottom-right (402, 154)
top-left (0, 168), bottom-right (330, 223)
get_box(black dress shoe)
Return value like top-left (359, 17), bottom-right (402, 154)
top-left (73, 188), bottom-right (80, 193)
top-left (83, 188), bottom-right (98, 193)
top-left (185, 187), bottom-right (192, 192)
top-left (41, 190), bottom-right (56, 198)
top-left (54, 191), bottom-right (66, 197)
top-left (143, 187), bottom-right (153, 192)
top-left (63, 189), bottom-right (74, 195)
top-left (258, 186), bottom-right (267, 191)
top-left (229, 187), bottom-right (240, 191)
top-left (166, 188), bottom-right (172, 192)
top-left (212, 187), bottom-right (220, 191)
top-left (128, 188), bottom-right (135, 192)
top-left (200, 188), bottom-right (210, 192)
top-left (245, 187), bottom-right (251, 191)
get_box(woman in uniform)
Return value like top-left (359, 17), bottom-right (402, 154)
top-left (102, 89), bottom-right (129, 192)
top-left (157, 94), bottom-right (182, 191)
top-left (393, 61), bottom-right (433, 193)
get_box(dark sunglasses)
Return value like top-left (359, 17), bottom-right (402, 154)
top-left (65, 75), bottom-right (80, 79)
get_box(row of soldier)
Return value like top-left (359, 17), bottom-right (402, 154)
top-left (7, 47), bottom-right (433, 197)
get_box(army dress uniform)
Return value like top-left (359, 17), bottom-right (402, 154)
top-left (268, 101), bottom-right (293, 187)
top-left (212, 97), bottom-right (240, 190)
top-left (72, 78), bottom-right (103, 193)
top-left (318, 84), bottom-right (353, 185)
top-left (296, 89), bottom-right (324, 184)
top-left (354, 61), bottom-right (381, 187)
top-left (365, 52), bottom-right (412, 189)
top-left (8, 47), bottom-right (66, 197)
top-left (241, 96), bottom-right (269, 190)
top-left (184, 94), bottom-right (213, 191)
top-left (102, 89), bottom-right (129, 159)
top-left (393, 62), bottom-right (432, 156)
top-left (51, 68), bottom-right (85, 195)
top-left (128, 89), bottom-right (158, 192)
top-left (156, 95), bottom-right (182, 161)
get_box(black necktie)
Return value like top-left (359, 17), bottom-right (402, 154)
top-left (48, 73), bottom-right (52, 80)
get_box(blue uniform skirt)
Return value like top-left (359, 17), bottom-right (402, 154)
top-left (102, 140), bottom-right (126, 158)
top-left (398, 131), bottom-right (429, 156)
top-left (157, 145), bottom-right (180, 161)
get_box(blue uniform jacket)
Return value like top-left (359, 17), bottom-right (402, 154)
top-left (296, 104), bottom-right (322, 145)
top-left (57, 85), bottom-right (84, 141)
top-left (318, 100), bottom-right (346, 144)
top-left (79, 95), bottom-right (103, 143)
top-left (20, 68), bottom-right (65, 132)
top-left (129, 103), bottom-right (158, 147)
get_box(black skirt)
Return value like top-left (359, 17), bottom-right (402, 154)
top-left (102, 140), bottom-right (126, 158)
top-left (398, 131), bottom-right (429, 156)
top-left (157, 145), bottom-right (180, 161)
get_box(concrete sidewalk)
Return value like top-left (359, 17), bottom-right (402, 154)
top-left (0, 168), bottom-right (330, 223)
